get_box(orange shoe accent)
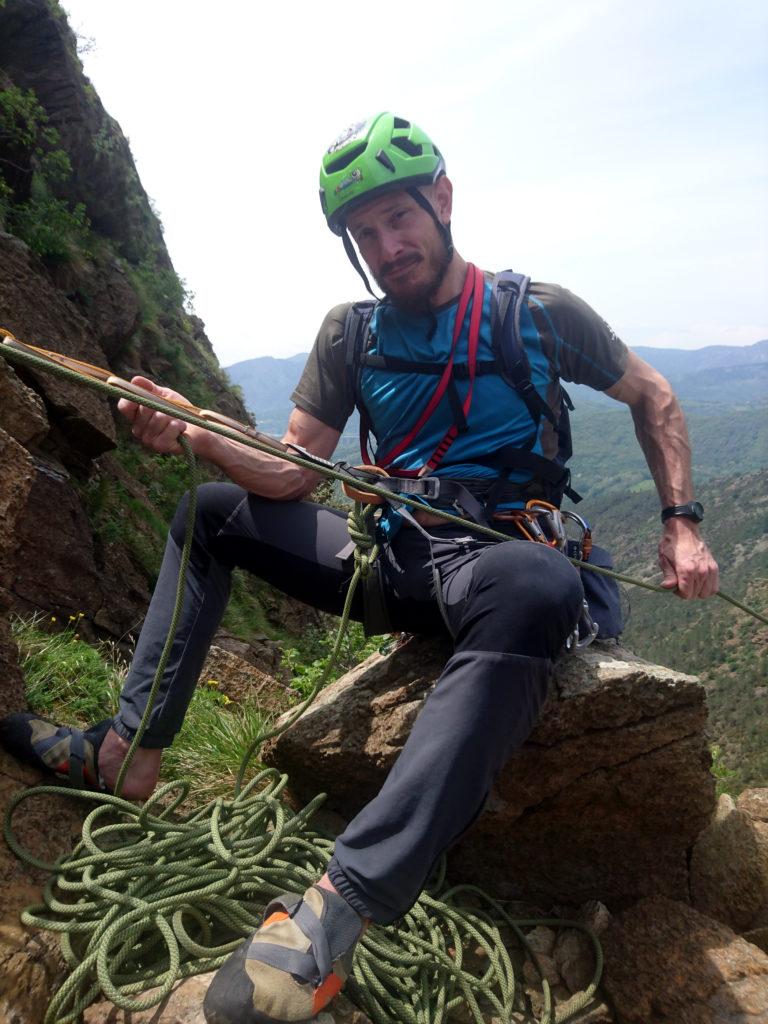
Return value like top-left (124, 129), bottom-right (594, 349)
top-left (311, 972), bottom-right (343, 1015)
top-left (263, 911), bottom-right (290, 928)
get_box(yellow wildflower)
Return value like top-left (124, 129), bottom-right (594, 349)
top-left (206, 678), bottom-right (220, 687)
top-left (50, 616), bottom-right (57, 623)
top-left (221, 695), bottom-right (232, 705)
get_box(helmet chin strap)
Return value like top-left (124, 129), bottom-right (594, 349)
top-left (407, 187), bottom-right (454, 260)
top-left (342, 230), bottom-right (378, 298)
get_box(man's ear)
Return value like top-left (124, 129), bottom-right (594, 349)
top-left (433, 175), bottom-right (453, 225)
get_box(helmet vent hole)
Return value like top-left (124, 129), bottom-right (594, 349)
top-left (376, 149), bottom-right (396, 172)
top-left (393, 116), bottom-right (410, 129)
top-left (325, 142), bottom-right (367, 174)
top-left (391, 137), bottom-right (423, 157)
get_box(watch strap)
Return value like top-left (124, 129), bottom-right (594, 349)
top-left (661, 502), bottom-right (704, 524)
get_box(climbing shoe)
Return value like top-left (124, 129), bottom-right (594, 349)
top-left (0, 713), bottom-right (112, 790)
top-left (203, 884), bottom-right (364, 1024)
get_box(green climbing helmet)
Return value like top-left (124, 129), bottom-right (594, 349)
top-left (319, 113), bottom-right (445, 235)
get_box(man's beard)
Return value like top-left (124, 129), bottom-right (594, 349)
top-left (373, 237), bottom-right (453, 313)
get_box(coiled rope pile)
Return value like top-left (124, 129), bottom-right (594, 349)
top-left (2, 336), bottom-right (764, 1024)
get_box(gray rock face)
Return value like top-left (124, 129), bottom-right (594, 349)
top-left (691, 792), bottom-right (768, 932)
top-left (602, 896), bottom-right (768, 1023)
top-left (264, 635), bottom-right (715, 908)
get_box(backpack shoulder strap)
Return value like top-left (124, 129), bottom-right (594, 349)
top-left (491, 270), bottom-right (557, 430)
top-left (343, 300), bottom-right (377, 410)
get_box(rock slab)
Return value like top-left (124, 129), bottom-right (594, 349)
top-left (264, 635), bottom-right (715, 908)
top-left (602, 896), bottom-right (768, 1023)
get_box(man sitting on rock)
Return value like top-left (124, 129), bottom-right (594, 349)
top-left (1, 113), bottom-right (719, 1024)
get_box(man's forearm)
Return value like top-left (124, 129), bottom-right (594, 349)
top-left (629, 383), bottom-right (694, 508)
top-left (606, 352), bottom-right (695, 508)
top-left (196, 429), bottom-right (320, 500)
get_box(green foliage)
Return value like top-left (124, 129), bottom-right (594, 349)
top-left (128, 254), bottom-right (187, 325)
top-left (283, 622), bottom-right (386, 697)
top-left (11, 614), bottom-right (123, 726)
top-left (0, 82), bottom-right (91, 259)
top-left (710, 744), bottom-right (739, 797)
top-left (10, 176), bottom-right (90, 260)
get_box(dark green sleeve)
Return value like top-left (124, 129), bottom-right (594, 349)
top-left (290, 303), bottom-right (356, 431)
top-left (529, 283), bottom-right (630, 390)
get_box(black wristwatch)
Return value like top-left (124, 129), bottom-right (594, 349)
top-left (661, 501), bottom-right (704, 524)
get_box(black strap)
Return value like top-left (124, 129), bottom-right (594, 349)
top-left (491, 270), bottom-right (559, 432)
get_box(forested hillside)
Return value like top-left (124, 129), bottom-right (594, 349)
top-left (575, 471), bottom-right (767, 791)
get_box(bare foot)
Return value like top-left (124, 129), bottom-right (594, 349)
top-left (98, 727), bottom-right (162, 799)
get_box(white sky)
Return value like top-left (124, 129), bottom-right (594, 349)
top-left (63, 0), bottom-right (768, 364)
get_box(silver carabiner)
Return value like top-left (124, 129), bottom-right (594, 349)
top-left (565, 600), bottom-right (599, 652)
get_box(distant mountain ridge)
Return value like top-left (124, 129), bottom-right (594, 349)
top-left (226, 338), bottom-right (768, 432)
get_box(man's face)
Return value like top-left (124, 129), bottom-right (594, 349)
top-left (346, 187), bottom-right (452, 311)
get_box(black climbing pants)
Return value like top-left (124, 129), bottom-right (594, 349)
top-left (114, 482), bottom-right (584, 924)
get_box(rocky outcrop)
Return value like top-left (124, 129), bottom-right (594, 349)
top-left (690, 792), bottom-right (768, 933)
top-left (200, 643), bottom-right (299, 715)
top-left (264, 635), bottom-right (715, 907)
top-left (601, 896), bottom-right (768, 1023)
top-left (0, 750), bottom-right (84, 1024)
top-left (0, 425), bottom-right (35, 713)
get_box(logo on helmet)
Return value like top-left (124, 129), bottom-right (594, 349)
top-left (334, 168), bottom-right (363, 195)
top-left (327, 120), bottom-right (367, 155)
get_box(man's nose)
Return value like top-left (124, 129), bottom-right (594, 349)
top-left (378, 227), bottom-right (405, 263)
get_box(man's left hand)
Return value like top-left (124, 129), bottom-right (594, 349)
top-left (658, 519), bottom-right (719, 599)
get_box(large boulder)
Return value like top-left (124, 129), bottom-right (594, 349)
top-left (690, 791), bottom-right (768, 932)
top-left (263, 635), bottom-right (715, 908)
top-left (601, 896), bottom-right (768, 1023)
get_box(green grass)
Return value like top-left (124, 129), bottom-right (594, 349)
top-left (12, 615), bottom-right (273, 805)
top-left (11, 614), bottom-right (123, 726)
top-left (162, 686), bottom-right (273, 802)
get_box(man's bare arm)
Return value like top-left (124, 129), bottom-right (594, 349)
top-left (201, 406), bottom-right (341, 500)
top-left (117, 377), bottom-right (340, 500)
top-left (605, 351), bottom-right (719, 599)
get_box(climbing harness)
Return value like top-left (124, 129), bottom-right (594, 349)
top-left (1, 329), bottom-right (766, 1024)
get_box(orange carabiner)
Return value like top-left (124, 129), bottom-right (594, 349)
top-left (342, 464), bottom-right (390, 505)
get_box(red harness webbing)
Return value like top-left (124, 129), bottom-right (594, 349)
top-left (363, 262), bottom-right (484, 475)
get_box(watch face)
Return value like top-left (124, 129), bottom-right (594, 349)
top-left (690, 501), bottom-right (704, 522)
